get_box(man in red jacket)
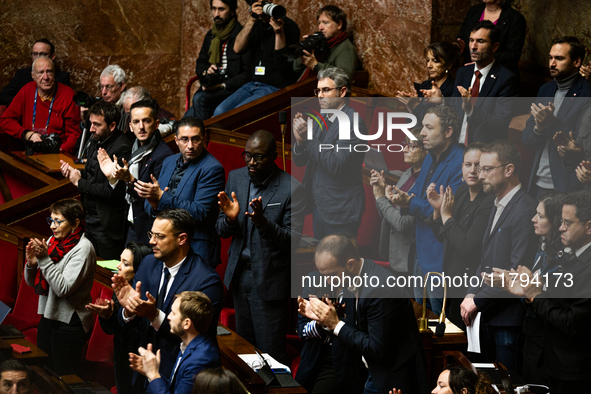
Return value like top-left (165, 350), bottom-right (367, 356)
top-left (0, 56), bottom-right (80, 154)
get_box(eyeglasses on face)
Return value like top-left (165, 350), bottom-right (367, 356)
top-left (47, 217), bottom-right (67, 227)
top-left (476, 164), bottom-right (509, 175)
top-left (401, 141), bottom-right (421, 151)
top-left (561, 219), bottom-right (579, 228)
top-left (242, 151), bottom-right (272, 163)
top-left (147, 231), bottom-right (181, 240)
top-left (99, 83), bottom-right (120, 92)
top-left (313, 87), bottom-right (343, 96)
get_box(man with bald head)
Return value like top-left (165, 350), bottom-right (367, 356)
top-left (0, 38), bottom-right (70, 114)
top-left (216, 129), bottom-right (305, 363)
top-left (0, 56), bottom-right (80, 153)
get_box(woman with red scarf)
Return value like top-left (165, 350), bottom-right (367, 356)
top-left (24, 198), bottom-right (96, 375)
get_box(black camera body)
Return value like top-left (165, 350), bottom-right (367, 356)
top-left (73, 91), bottom-right (101, 109)
top-left (249, 1), bottom-right (286, 20)
top-left (284, 31), bottom-right (328, 62)
top-left (200, 69), bottom-right (229, 88)
top-left (24, 133), bottom-right (61, 155)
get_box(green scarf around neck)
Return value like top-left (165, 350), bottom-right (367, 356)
top-left (208, 17), bottom-right (237, 65)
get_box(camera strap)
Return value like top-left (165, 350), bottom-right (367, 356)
top-left (32, 85), bottom-right (58, 133)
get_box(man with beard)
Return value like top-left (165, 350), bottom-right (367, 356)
top-left (216, 129), bottom-right (305, 363)
top-left (522, 36), bottom-right (591, 198)
top-left (135, 116), bottom-right (225, 267)
top-left (460, 140), bottom-right (537, 374)
top-left (114, 209), bottom-right (223, 390)
top-left (184, 0), bottom-right (250, 120)
top-left (96, 99), bottom-right (174, 244)
top-left (60, 101), bottom-right (131, 259)
top-left (129, 291), bottom-right (221, 394)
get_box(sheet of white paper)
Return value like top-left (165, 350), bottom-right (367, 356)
top-left (466, 312), bottom-right (481, 353)
top-left (238, 353), bottom-right (291, 373)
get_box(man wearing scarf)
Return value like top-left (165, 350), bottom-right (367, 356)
top-left (293, 5), bottom-right (359, 81)
top-left (184, 0), bottom-right (250, 121)
top-left (97, 99), bottom-right (173, 244)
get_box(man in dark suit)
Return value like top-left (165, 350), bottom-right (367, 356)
top-left (135, 116), bottom-right (225, 267)
top-left (461, 140), bottom-right (537, 373)
top-left (216, 129), bottom-right (304, 363)
top-left (299, 234), bottom-right (428, 394)
top-left (523, 189), bottom-right (591, 394)
top-left (184, 0), bottom-right (250, 121)
top-left (0, 38), bottom-right (70, 113)
top-left (522, 36), bottom-right (591, 198)
top-left (130, 291), bottom-right (221, 394)
top-left (389, 105), bottom-right (464, 315)
top-left (435, 20), bottom-right (519, 144)
top-left (97, 99), bottom-right (174, 244)
top-left (114, 209), bottom-right (223, 387)
top-left (60, 101), bottom-right (131, 259)
top-left (292, 67), bottom-right (366, 239)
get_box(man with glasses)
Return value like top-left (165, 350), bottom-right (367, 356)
top-left (135, 116), bottom-right (225, 267)
top-left (0, 38), bottom-right (70, 115)
top-left (460, 139), bottom-right (537, 374)
top-left (113, 208), bottom-right (223, 391)
top-left (388, 105), bottom-right (464, 315)
top-left (216, 129), bottom-right (305, 363)
top-left (292, 66), bottom-right (366, 239)
top-left (0, 55), bottom-right (80, 154)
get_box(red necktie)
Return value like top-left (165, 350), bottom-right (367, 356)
top-left (471, 70), bottom-right (482, 105)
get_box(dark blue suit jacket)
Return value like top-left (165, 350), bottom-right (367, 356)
top-left (216, 165), bottom-right (305, 301)
top-left (129, 137), bottom-right (174, 244)
top-left (147, 334), bottom-right (221, 394)
top-left (292, 104), bottom-right (366, 225)
top-left (469, 186), bottom-right (537, 326)
top-left (408, 143), bottom-right (464, 273)
top-left (119, 250), bottom-right (223, 380)
top-left (295, 271), bottom-right (367, 394)
top-left (521, 73), bottom-right (591, 193)
top-left (452, 62), bottom-right (519, 142)
top-left (336, 260), bottom-right (428, 394)
top-left (146, 150), bottom-right (225, 267)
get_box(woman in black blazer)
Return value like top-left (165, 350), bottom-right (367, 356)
top-left (457, 0), bottom-right (526, 76)
top-left (427, 142), bottom-right (495, 328)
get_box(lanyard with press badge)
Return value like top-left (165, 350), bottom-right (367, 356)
top-left (32, 85), bottom-right (57, 133)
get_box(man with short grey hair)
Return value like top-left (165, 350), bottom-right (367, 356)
top-left (292, 67), bottom-right (366, 239)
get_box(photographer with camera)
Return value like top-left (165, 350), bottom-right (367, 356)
top-left (291, 5), bottom-right (359, 81)
top-left (184, 0), bottom-right (250, 121)
top-left (0, 56), bottom-right (80, 154)
top-left (212, 0), bottom-right (300, 117)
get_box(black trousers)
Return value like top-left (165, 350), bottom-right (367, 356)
top-left (37, 314), bottom-right (89, 375)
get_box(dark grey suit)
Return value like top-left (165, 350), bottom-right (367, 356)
top-left (216, 165), bottom-right (305, 362)
top-left (292, 103), bottom-right (366, 238)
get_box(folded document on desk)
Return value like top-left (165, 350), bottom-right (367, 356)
top-left (239, 353), bottom-right (291, 373)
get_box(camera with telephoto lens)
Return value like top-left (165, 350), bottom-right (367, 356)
top-left (248, 1), bottom-right (286, 20)
top-left (200, 69), bottom-right (228, 88)
top-left (283, 31), bottom-right (328, 62)
top-left (73, 91), bottom-right (101, 108)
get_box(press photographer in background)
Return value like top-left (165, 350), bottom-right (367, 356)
top-left (0, 56), bottom-right (80, 154)
top-left (212, 0), bottom-right (300, 116)
top-left (288, 5), bottom-right (359, 80)
top-left (184, 0), bottom-right (251, 121)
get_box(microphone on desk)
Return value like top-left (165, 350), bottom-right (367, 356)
top-left (279, 111), bottom-right (287, 170)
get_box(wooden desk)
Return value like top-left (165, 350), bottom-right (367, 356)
top-left (217, 324), bottom-right (306, 394)
top-left (3, 337), bottom-right (49, 364)
top-left (10, 151), bottom-right (84, 174)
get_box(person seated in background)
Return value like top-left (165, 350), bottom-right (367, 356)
top-left (120, 86), bottom-right (177, 136)
top-left (522, 36), bottom-right (591, 198)
top-left (191, 368), bottom-right (249, 394)
top-left (130, 291), bottom-right (221, 394)
top-left (86, 241), bottom-right (152, 394)
top-left (457, 0), bottom-right (526, 78)
top-left (0, 360), bottom-right (34, 394)
top-left (97, 99), bottom-right (174, 245)
top-left (184, 0), bottom-right (250, 121)
top-left (0, 56), bottom-right (80, 154)
top-left (370, 126), bottom-right (427, 276)
top-left (212, 0), bottom-right (300, 117)
top-left (429, 365), bottom-right (496, 394)
top-left (24, 199), bottom-right (96, 376)
top-left (397, 41), bottom-right (461, 121)
top-left (0, 38), bottom-right (70, 116)
top-left (290, 5), bottom-right (359, 80)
